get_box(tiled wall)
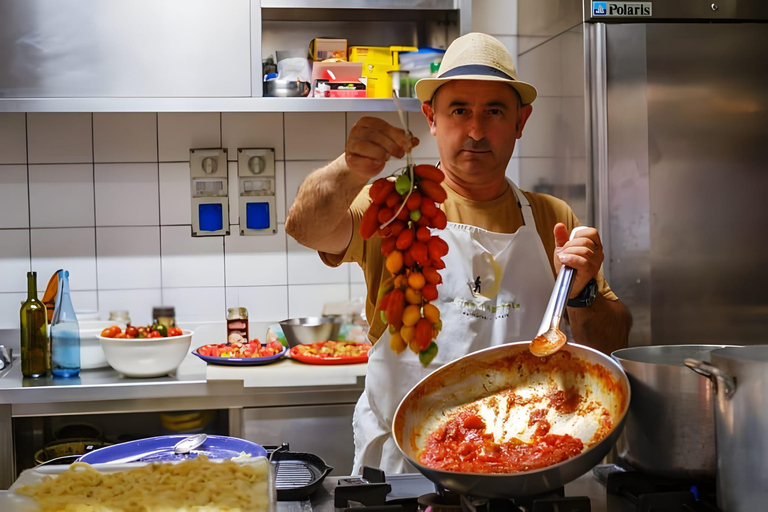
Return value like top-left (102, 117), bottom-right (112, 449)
top-left (0, 111), bottom-right (443, 328)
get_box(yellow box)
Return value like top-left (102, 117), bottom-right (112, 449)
top-left (349, 46), bottom-right (417, 98)
top-left (309, 38), bottom-right (347, 61)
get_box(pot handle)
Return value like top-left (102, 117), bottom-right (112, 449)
top-left (685, 359), bottom-right (737, 399)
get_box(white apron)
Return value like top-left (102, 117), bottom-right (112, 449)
top-left (352, 181), bottom-right (556, 474)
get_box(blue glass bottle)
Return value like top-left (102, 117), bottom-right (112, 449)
top-left (50, 270), bottom-right (80, 378)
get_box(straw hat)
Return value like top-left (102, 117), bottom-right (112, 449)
top-left (414, 33), bottom-right (537, 105)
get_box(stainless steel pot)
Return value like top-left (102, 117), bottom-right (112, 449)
top-left (686, 345), bottom-right (768, 512)
top-left (393, 342), bottom-right (629, 498)
top-left (612, 345), bottom-right (729, 480)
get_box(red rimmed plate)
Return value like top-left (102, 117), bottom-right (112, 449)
top-left (289, 341), bottom-right (371, 365)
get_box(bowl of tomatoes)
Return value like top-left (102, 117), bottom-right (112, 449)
top-left (193, 339), bottom-right (287, 366)
top-left (97, 325), bottom-right (193, 378)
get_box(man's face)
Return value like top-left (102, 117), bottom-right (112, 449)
top-left (421, 80), bottom-right (532, 186)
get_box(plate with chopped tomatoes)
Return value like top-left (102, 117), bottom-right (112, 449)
top-left (289, 341), bottom-right (372, 365)
top-left (193, 339), bottom-right (287, 366)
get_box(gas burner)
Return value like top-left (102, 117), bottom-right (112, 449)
top-left (334, 467), bottom-right (590, 512)
top-left (593, 465), bottom-right (721, 512)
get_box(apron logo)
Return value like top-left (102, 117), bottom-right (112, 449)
top-left (469, 276), bottom-right (482, 296)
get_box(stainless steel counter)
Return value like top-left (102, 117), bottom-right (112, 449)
top-left (0, 354), bottom-right (365, 489)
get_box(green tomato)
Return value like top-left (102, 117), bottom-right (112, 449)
top-left (419, 342), bottom-right (439, 366)
top-left (409, 209), bottom-right (422, 222)
top-left (395, 174), bottom-right (411, 195)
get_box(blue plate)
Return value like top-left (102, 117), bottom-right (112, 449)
top-left (192, 343), bottom-right (287, 366)
top-left (77, 435), bottom-right (266, 464)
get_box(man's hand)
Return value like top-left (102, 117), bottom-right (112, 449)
top-left (345, 117), bottom-right (419, 178)
top-left (553, 223), bottom-right (604, 298)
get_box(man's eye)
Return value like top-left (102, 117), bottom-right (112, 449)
top-left (489, 109), bottom-right (503, 115)
top-left (452, 108), bottom-right (467, 115)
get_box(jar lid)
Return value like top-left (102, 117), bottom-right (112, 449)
top-left (152, 306), bottom-right (175, 317)
top-left (227, 307), bottom-right (249, 320)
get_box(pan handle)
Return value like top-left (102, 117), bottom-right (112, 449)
top-left (684, 358), bottom-right (737, 399)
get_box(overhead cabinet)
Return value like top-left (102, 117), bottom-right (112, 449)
top-left (0, 0), bottom-right (469, 112)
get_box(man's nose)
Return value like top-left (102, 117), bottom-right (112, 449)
top-left (467, 114), bottom-right (488, 140)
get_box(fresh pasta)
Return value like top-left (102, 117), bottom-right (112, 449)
top-left (16, 456), bottom-right (271, 512)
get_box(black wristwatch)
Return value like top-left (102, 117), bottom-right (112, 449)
top-left (568, 278), bottom-right (597, 308)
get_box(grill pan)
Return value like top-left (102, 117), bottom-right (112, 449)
top-left (271, 450), bottom-right (333, 501)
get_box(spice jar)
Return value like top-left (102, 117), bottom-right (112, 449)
top-left (227, 307), bottom-right (249, 344)
top-left (152, 306), bottom-right (176, 329)
top-left (108, 310), bottom-right (131, 325)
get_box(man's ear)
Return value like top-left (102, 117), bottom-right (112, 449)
top-left (421, 102), bottom-right (437, 136)
top-left (515, 104), bottom-right (533, 139)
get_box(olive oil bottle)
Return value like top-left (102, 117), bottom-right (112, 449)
top-left (20, 271), bottom-right (49, 378)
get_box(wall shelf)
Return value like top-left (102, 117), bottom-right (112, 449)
top-left (0, 97), bottom-right (422, 113)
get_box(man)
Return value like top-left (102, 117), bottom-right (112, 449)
top-left (286, 33), bottom-right (632, 473)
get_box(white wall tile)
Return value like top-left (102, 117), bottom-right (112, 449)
top-left (95, 163), bottom-right (159, 226)
top-left (27, 113), bottom-right (93, 164)
top-left (287, 284), bottom-right (349, 318)
top-left (350, 283), bottom-right (368, 303)
top-left (349, 262), bottom-right (365, 284)
top-left (30, 228), bottom-right (97, 291)
top-left (0, 165), bottom-right (29, 229)
top-left (518, 97), bottom-right (563, 158)
top-left (506, 157), bottom-right (521, 184)
top-left (71, 290), bottom-right (98, 315)
top-left (160, 226), bottom-right (224, 288)
top-left (0, 230), bottom-right (30, 293)
top-left (29, 164), bottom-right (95, 228)
top-left (0, 293), bottom-right (26, 329)
top-left (408, 112), bottom-right (440, 160)
top-left (96, 227), bottom-right (161, 290)
top-left (287, 236), bottom-right (349, 285)
top-left (229, 160), bottom-right (286, 226)
top-left (225, 286), bottom-right (288, 322)
top-left (518, 37), bottom-right (562, 98)
top-left (98, 288), bottom-right (162, 325)
top-left (158, 113), bottom-right (220, 162)
top-left (93, 113), bottom-right (158, 163)
top-left (0, 113), bottom-right (27, 164)
top-left (163, 287), bottom-right (226, 322)
top-left (284, 112), bottom-right (345, 160)
top-left (225, 225), bottom-right (287, 287)
top-left (472, 0), bottom-right (518, 36)
top-left (222, 113), bottom-right (285, 160)
top-left (159, 163), bottom-right (191, 225)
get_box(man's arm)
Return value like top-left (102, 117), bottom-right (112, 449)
top-left (553, 222), bottom-right (632, 354)
top-left (285, 117), bottom-right (417, 255)
top-left (568, 295), bottom-right (632, 355)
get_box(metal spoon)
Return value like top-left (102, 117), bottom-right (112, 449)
top-left (529, 227), bottom-right (588, 357)
top-left (105, 434), bottom-right (208, 464)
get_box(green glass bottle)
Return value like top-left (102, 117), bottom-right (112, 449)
top-left (20, 271), bottom-right (49, 378)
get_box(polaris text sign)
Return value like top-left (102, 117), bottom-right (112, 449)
top-left (592, 1), bottom-right (652, 17)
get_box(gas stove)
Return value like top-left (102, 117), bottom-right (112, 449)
top-left (278, 465), bottom-right (722, 512)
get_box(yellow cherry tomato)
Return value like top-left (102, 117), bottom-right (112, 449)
top-left (423, 303), bottom-right (440, 324)
top-left (402, 304), bottom-right (421, 327)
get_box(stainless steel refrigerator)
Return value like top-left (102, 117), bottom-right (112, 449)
top-left (518, 0), bottom-right (768, 347)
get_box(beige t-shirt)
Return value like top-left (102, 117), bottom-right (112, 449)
top-left (321, 182), bottom-right (618, 342)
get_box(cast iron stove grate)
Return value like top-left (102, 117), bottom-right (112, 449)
top-left (335, 467), bottom-right (591, 512)
top-left (594, 464), bottom-right (721, 512)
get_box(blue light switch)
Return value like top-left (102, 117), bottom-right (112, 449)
top-left (246, 202), bottom-right (270, 230)
top-left (199, 203), bottom-right (223, 232)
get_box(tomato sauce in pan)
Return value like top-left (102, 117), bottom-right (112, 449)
top-left (419, 408), bottom-right (584, 473)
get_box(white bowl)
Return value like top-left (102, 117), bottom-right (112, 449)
top-left (79, 321), bottom-right (126, 370)
top-left (97, 330), bottom-right (193, 378)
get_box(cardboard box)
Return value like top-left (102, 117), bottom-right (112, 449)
top-left (309, 38), bottom-right (347, 61)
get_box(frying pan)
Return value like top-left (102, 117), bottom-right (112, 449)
top-left (393, 341), bottom-right (630, 498)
